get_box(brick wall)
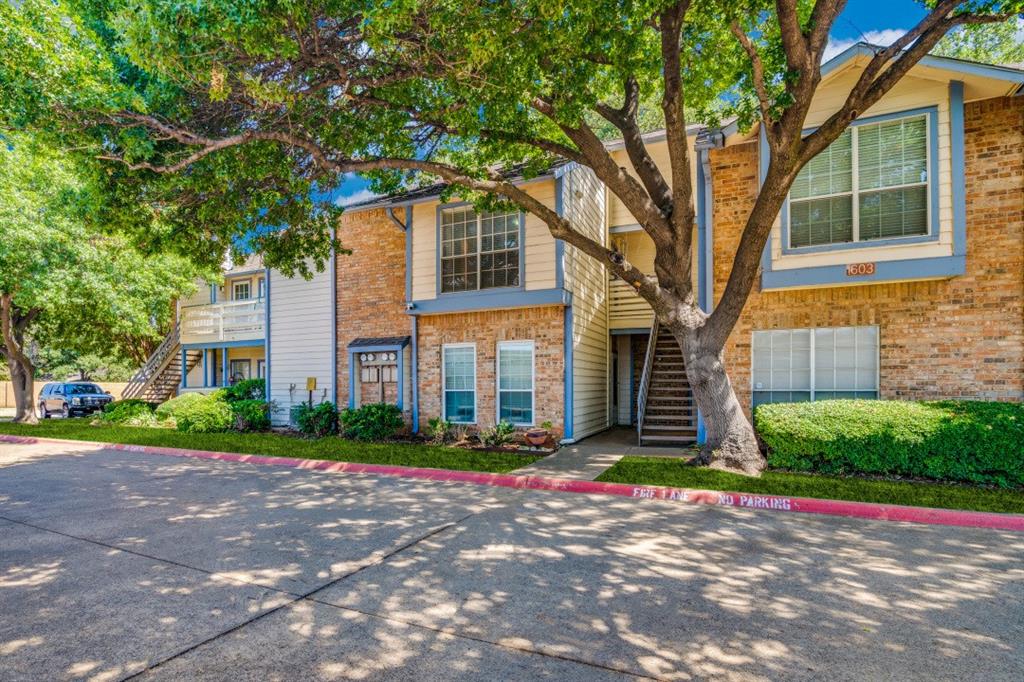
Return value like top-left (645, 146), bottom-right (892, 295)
top-left (711, 95), bottom-right (1023, 417)
top-left (335, 208), bottom-right (412, 413)
top-left (417, 306), bottom-right (565, 437)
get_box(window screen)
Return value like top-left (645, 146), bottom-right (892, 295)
top-left (443, 345), bottom-right (476, 423)
top-left (498, 342), bottom-right (534, 425)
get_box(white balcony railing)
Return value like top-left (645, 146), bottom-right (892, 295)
top-left (609, 278), bottom-right (654, 330)
top-left (180, 299), bottom-right (265, 345)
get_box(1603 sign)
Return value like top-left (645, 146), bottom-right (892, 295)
top-left (846, 262), bottom-right (876, 277)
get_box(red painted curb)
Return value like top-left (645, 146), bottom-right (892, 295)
top-left (2, 433), bottom-right (1022, 532)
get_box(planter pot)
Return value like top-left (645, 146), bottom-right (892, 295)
top-left (524, 429), bottom-right (549, 446)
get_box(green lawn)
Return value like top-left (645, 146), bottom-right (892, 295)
top-left (596, 457), bottom-right (1024, 515)
top-left (0, 419), bottom-right (544, 474)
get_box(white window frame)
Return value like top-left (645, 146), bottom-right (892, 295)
top-left (257, 277), bottom-right (266, 300)
top-left (232, 280), bottom-right (251, 301)
top-left (256, 359), bottom-right (265, 379)
top-left (750, 325), bottom-right (880, 405)
top-left (441, 343), bottom-right (477, 424)
top-left (788, 112), bottom-right (931, 249)
top-left (496, 340), bottom-right (535, 427)
top-left (439, 206), bottom-right (521, 294)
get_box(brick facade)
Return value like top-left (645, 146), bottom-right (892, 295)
top-left (335, 208), bottom-right (412, 415)
top-left (711, 95), bottom-right (1024, 417)
top-left (416, 306), bottom-right (565, 437)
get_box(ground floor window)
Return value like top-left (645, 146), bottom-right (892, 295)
top-left (442, 344), bottom-right (476, 423)
top-left (256, 359), bottom-right (265, 379)
top-left (752, 325), bottom-right (878, 407)
top-left (497, 341), bottom-right (534, 425)
top-left (229, 359), bottom-right (252, 384)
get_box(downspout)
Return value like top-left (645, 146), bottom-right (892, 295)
top-left (390, 203), bottom-right (420, 433)
top-left (694, 129), bottom-right (724, 445)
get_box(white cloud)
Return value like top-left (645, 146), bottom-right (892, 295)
top-left (823, 28), bottom-right (907, 62)
top-left (336, 188), bottom-right (379, 207)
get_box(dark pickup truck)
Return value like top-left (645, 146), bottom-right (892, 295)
top-left (38, 382), bottom-right (114, 419)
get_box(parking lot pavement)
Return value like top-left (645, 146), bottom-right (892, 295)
top-left (2, 441), bottom-right (1022, 681)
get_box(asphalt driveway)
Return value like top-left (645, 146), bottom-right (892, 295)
top-left (1, 441), bottom-right (1022, 681)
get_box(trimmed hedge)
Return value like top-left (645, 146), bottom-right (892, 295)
top-left (155, 392), bottom-right (208, 422)
top-left (340, 403), bottom-right (403, 441)
top-left (756, 399), bottom-right (1024, 488)
top-left (100, 399), bottom-right (158, 427)
top-left (173, 395), bottom-right (233, 434)
top-left (231, 399), bottom-right (270, 432)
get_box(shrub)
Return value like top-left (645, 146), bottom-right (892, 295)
top-left (426, 416), bottom-right (453, 445)
top-left (101, 399), bottom-right (158, 427)
top-left (231, 399), bottom-right (271, 432)
top-left (481, 420), bottom-right (516, 448)
top-left (173, 394), bottom-right (233, 434)
top-left (155, 392), bottom-right (208, 422)
top-left (756, 399), bottom-right (1024, 488)
top-left (293, 401), bottom-right (339, 438)
top-left (340, 403), bottom-right (404, 441)
top-left (222, 378), bottom-right (265, 402)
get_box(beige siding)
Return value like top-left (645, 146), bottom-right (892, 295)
top-left (770, 72), bottom-right (955, 274)
top-left (268, 263), bottom-right (335, 425)
top-left (563, 165), bottom-right (610, 440)
top-left (410, 179), bottom-right (558, 302)
top-left (607, 138), bottom-right (699, 229)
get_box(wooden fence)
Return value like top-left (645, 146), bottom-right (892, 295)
top-left (0, 382), bottom-right (129, 408)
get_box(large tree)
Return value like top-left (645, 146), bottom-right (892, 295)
top-left (0, 133), bottom-right (201, 423)
top-left (9, 0), bottom-right (1020, 470)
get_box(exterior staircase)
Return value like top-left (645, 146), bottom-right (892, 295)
top-left (122, 322), bottom-right (201, 403)
top-left (636, 322), bottom-right (698, 446)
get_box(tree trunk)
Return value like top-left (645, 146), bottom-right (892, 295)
top-left (675, 328), bottom-right (765, 476)
top-left (8, 354), bottom-right (37, 425)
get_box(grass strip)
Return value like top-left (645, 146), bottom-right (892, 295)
top-left (0, 419), bottom-right (543, 474)
top-left (596, 456), bottom-right (1024, 515)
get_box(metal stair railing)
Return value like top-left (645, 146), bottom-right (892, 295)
top-left (635, 319), bottom-right (659, 445)
top-left (122, 321), bottom-right (180, 400)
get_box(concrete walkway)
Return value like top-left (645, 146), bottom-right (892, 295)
top-left (514, 427), bottom-right (694, 481)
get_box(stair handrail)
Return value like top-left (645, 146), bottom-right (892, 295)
top-left (122, 320), bottom-right (180, 400)
top-left (636, 318), bottom-right (660, 445)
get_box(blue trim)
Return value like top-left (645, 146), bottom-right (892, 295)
top-left (435, 201), bottom-right (527, 297)
top-left (610, 327), bottom-right (648, 336)
top-left (348, 351), bottom-right (356, 409)
top-left (562, 305), bottom-right (573, 440)
top-left (758, 127), bottom-right (773, 274)
top-left (346, 342), bottom-right (408, 352)
top-left (555, 175), bottom-right (565, 290)
top-left (180, 348), bottom-right (187, 389)
top-left (950, 81), bottom-right (967, 257)
top-left (821, 43), bottom-right (1024, 85)
top-left (404, 205), bottom-right (413, 302)
top-left (761, 255), bottom-right (965, 290)
top-left (330, 252), bottom-right (337, 406)
top-left (411, 316), bottom-right (419, 433)
top-left (201, 350), bottom-right (209, 388)
top-left (221, 348), bottom-right (229, 386)
top-left (264, 270), bottom-right (271, 405)
top-left (410, 287), bottom-right (570, 315)
top-left (779, 107), bottom-right (940, 255)
top-left (209, 285), bottom-right (217, 304)
top-left (696, 153), bottom-right (708, 311)
top-left (182, 340), bottom-right (262, 350)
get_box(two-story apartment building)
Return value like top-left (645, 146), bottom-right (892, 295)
top-left (129, 45), bottom-right (1023, 445)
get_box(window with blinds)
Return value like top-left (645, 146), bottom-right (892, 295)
top-left (789, 114), bottom-right (929, 249)
top-left (497, 341), bottom-right (534, 426)
top-left (752, 326), bottom-right (878, 407)
top-left (442, 344), bottom-right (476, 423)
top-left (440, 207), bottom-right (520, 293)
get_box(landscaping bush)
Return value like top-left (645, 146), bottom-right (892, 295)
top-left (481, 420), bottom-right (516, 448)
top-left (340, 403), bottom-right (404, 441)
top-left (221, 378), bottom-right (265, 402)
top-left (426, 416), bottom-right (453, 445)
top-left (231, 399), bottom-right (271, 432)
top-left (173, 394), bottom-right (233, 434)
top-left (100, 399), bottom-right (158, 427)
top-left (293, 401), bottom-right (339, 438)
top-left (155, 392), bottom-right (208, 422)
top-left (756, 399), bottom-right (1024, 488)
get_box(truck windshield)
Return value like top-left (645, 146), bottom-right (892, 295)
top-left (67, 384), bottom-right (103, 395)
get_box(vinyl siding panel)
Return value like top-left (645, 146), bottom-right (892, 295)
top-left (564, 165), bottom-right (610, 440)
top-left (607, 138), bottom-right (699, 228)
top-left (268, 264), bottom-right (335, 425)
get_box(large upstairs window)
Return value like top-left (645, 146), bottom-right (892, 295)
top-left (440, 207), bottom-right (520, 293)
top-left (789, 113), bottom-right (930, 249)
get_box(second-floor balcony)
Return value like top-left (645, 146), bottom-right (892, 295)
top-left (180, 299), bottom-right (265, 345)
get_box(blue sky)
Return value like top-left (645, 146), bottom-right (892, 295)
top-left (336, 0), bottom-right (932, 205)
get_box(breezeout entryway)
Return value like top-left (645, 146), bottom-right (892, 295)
top-left (611, 325), bottom-right (698, 448)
